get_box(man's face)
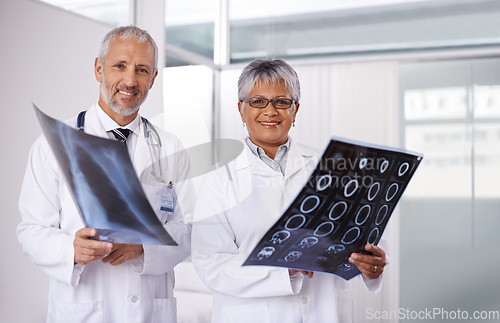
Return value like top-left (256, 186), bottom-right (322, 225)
top-left (95, 38), bottom-right (157, 122)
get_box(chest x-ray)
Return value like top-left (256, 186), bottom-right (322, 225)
top-left (244, 137), bottom-right (423, 280)
top-left (33, 103), bottom-right (176, 245)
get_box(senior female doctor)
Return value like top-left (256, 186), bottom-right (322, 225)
top-left (191, 58), bottom-right (388, 323)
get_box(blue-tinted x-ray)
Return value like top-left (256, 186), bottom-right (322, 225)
top-left (33, 104), bottom-right (176, 245)
top-left (244, 137), bottom-right (423, 280)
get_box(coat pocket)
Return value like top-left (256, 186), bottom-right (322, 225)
top-left (50, 298), bottom-right (103, 323)
top-left (222, 303), bottom-right (271, 323)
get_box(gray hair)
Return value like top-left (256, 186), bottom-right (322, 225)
top-left (99, 25), bottom-right (158, 74)
top-left (238, 58), bottom-right (300, 102)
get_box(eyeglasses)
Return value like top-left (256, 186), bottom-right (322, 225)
top-left (241, 97), bottom-right (295, 109)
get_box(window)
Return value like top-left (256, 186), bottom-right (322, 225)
top-left (399, 58), bottom-right (500, 317)
top-left (39, 0), bottom-right (130, 26)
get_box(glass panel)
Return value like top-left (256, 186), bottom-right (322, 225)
top-left (470, 59), bottom-right (500, 250)
top-left (39, 0), bottom-right (129, 26)
top-left (228, 0), bottom-right (500, 63)
top-left (399, 58), bottom-right (500, 322)
top-left (165, 0), bottom-right (216, 66)
top-left (474, 123), bottom-right (500, 198)
top-left (404, 87), bottom-right (468, 120)
top-left (404, 123), bottom-right (472, 198)
top-left (473, 123), bottom-right (500, 251)
top-left (474, 85), bottom-right (500, 119)
top-left (230, 0), bottom-right (435, 20)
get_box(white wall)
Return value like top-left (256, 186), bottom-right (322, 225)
top-left (0, 1), bottom-right (161, 321)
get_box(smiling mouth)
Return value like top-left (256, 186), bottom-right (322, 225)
top-left (118, 90), bottom-right (136, 96)
top-left (259, 121), bottom-right (281, 126)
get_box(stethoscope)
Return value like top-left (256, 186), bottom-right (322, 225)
top-left (77, 110), bottom-right (165, 182)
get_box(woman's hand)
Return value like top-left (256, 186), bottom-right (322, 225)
top-left (348, 244), bottom-right (387, 279)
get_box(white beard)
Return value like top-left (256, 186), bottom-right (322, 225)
top-left (100, 73), bottom-right (143, 117)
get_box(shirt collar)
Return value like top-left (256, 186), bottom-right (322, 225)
top-left (96, 101), bottom-right (141, 135)
top-left (245, 137), bottom-right (291, 159)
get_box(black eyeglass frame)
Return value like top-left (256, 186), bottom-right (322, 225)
top-left (241, 97), bottom-right (296, 109)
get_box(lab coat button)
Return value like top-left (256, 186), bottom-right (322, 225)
top-left (131, 296), bottom-right (139, 303)
top-left (301, 297), bottom-right (308, 304)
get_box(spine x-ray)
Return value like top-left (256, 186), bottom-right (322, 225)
top-left (243, 137), bottom-right (423, 280)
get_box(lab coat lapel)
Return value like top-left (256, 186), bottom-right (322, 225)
top-left (82, 104), bottom-right (107, 137)
top-left (234, 143), bottom-right (279, 177)
top-left (234, 144), bottom-right (251, 172)
top-left (284, 140), bottom-right (314, 179)
top-left (232, 143), bottom-right (278, 206)
top-left (133, 121), bottom-right (152, 178)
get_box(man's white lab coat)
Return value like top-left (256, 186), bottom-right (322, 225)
top-left (18, 104), bottom-right (193, 323)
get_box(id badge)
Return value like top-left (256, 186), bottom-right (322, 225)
top-left (160, 181), bottom-right (175, 222)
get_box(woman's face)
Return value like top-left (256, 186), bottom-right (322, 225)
top-left (238, 81), bottom-right (299, 151)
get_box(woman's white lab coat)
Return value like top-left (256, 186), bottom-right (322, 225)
top-left (191, 139), bottom-right (384, 323)
top-left (17, 104), bottom-right (193, 323)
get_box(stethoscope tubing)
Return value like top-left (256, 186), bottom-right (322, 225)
top-left (77, 110), bottom-right (163, 179)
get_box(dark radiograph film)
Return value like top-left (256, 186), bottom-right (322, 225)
top-left (243, 137), bottom-right (423, 280)
top-left (33, 104), bottom-right (177, 245)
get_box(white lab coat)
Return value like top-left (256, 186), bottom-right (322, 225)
top-left (191, 139), bottom-right (384, 323)
top-left (17, 103), bottom-right (193, 323)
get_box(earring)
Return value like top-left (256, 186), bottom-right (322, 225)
top-left (292, 122), bottom-right (295, 127)
top-left (242, 122), bottom-right (246, 127)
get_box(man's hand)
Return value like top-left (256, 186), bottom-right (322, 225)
top-left (102, 244), bottom-right (144, 266)
top-left (349, 244), bottom-right (387, 279)
top-left (74, 228), bottom-right (113, 265)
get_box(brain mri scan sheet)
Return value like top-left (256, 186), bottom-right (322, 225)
top-left (33, 104), bottom-right (176, 246)
top-left (243, 137), bottom-right (423, 280)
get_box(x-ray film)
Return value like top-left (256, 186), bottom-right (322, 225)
top-left (33, 104), bottom-right (177, 245)
top-left (243, 137), bottom-right (423, 280)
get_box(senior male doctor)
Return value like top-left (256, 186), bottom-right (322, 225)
top-left (17, 25), bottom-right (193, 323)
